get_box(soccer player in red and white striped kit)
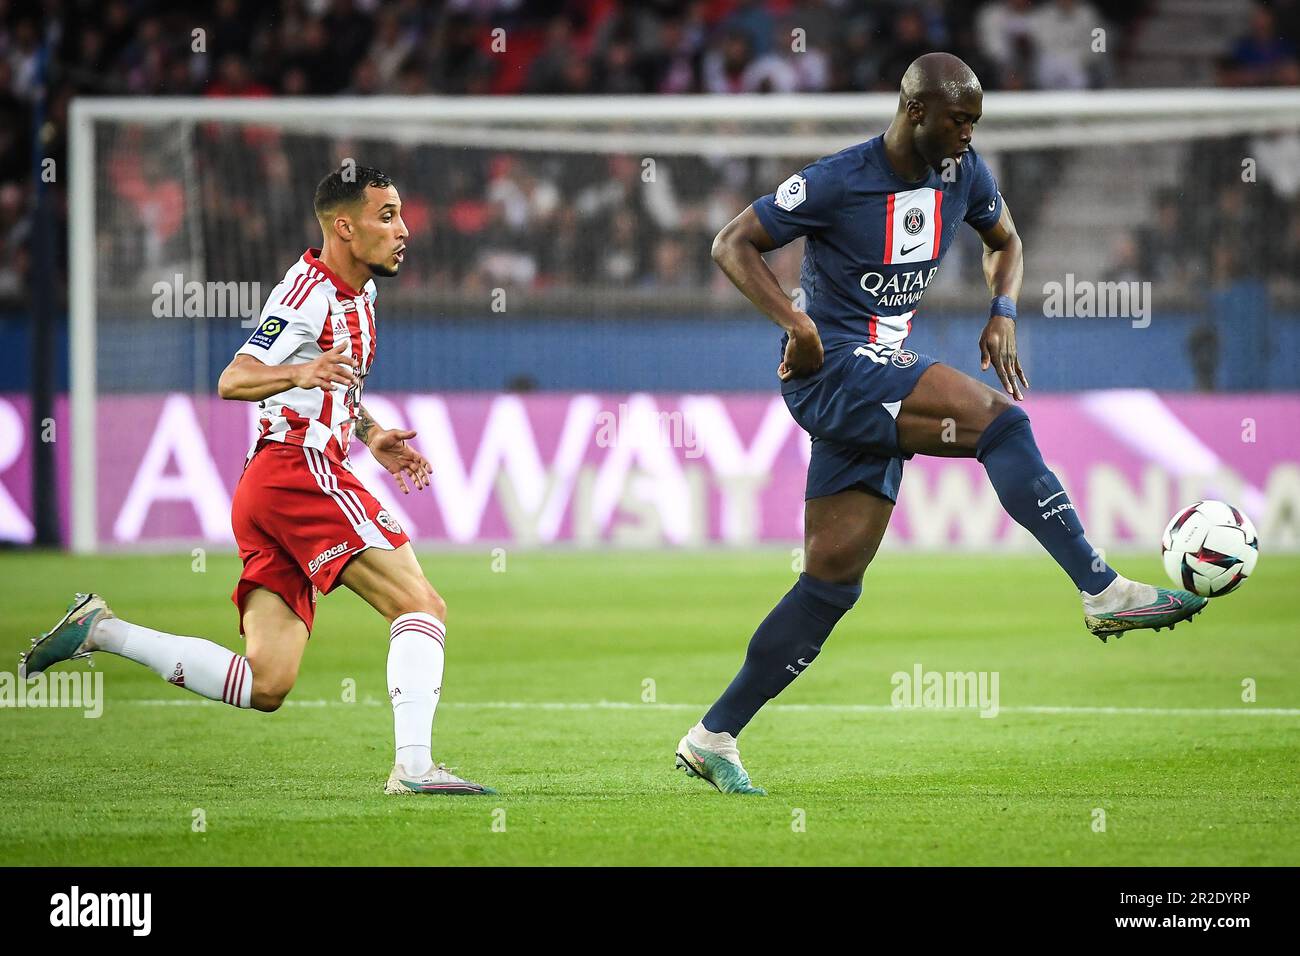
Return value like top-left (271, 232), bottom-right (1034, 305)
top-left (22, 166), bottom-right (494, 795)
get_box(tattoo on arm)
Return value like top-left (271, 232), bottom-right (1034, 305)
top-left (352, 404), bottom-right (378, 446)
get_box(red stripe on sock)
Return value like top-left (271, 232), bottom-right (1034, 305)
top-left (222, 655), bottom-right (238, 704)
top-left (234, 657), bottom-right (248, 707)
top-left (393, 628), bottom-right (445, 646)
top-left (392, 615), bottom-right (445, 636)
top-left (392, 621), bottom-right (445, 645)
top-left (392, 618), bottom-right (444, 636)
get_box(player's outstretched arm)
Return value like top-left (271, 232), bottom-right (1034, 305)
top-left (976, 202), bottom-right (1028, 400)
top-left (217, 342), bottom-right (355, 402)
top-left (712, 206), bottom-right (823, 381)
top-left (353, 404), bottom-right (431, 494)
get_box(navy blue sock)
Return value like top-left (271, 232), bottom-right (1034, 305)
top-left (977, 406), bottom-right (1116, 594)
top-left (702, 572), bottom-right (861, 737)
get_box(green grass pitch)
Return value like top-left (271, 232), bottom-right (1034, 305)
top-left (1, 549), bottom-right (1297, 866)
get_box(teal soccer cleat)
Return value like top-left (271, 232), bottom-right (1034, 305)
top-left (19, 593), bottom-right (113, 678)
top-left (1083, 578), bottom-right (1208, 642)
top-left (675, 734), bottom-right (767, 796)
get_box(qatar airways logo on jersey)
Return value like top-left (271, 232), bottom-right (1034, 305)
top-left (859, 266), bottom-right (939, 309)
top-left (151, 274), bottom-right (262, 327)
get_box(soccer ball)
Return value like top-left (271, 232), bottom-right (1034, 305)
top-left (1161, 500), bottom-right (1259, 597)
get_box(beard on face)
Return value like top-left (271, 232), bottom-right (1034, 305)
top-left (919, 136), bottom-right (958, 173)
top-left (367, 260), bottom-right (399, 278)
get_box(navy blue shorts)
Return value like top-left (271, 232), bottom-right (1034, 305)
top-left (781, 342), bottom-right (939, 503)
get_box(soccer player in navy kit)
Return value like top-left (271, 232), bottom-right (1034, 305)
top-left (675, 53), bottom-right (1209, 795)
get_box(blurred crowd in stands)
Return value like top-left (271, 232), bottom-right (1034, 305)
top-left (2, 0), bottom-right (1299, 307)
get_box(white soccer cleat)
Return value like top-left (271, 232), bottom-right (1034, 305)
top-left (383, 762), bottom-right (497, 796)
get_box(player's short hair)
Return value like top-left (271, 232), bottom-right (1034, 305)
top-left (313, 165), bottom-right (393, 217)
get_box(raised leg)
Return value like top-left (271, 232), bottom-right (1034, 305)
top-left (897, 363), bottom-right (1115, 594)
top-left (895, 364), bottom-right (1207, 639)
top-left (241, 587), bottom-right (309, 712)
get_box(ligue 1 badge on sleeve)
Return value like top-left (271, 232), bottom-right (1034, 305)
top-left (891, 349), bottom-right (919, 368)
top-left (247, 315), bottom-right (287, 349)
top-left (775, 174), bottom-right (807, 211)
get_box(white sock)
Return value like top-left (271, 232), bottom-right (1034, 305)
top-left (93, 618), bottom-right (253, 708)
top-left (388, 612), bottom-right (446, 776)
top-left (1081, 574), bottom-right (1158, 614)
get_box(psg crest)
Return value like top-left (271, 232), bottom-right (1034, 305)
top-left (903, 207), bottom-right (925, 235)
top-left (891, 349), bottom-right (919, 368)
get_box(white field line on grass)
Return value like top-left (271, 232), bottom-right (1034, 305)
top-left (126, 699), bottom-right (1300, 716)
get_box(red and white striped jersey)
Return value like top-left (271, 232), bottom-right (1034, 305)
top-left (236, 249), bottom-right (379, 463)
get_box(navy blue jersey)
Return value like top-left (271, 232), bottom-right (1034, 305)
top-left (752, 135), bottom-right (1003, 350)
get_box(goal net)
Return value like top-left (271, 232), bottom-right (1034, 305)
top-left (67, 90), bottom-right (1300, 552)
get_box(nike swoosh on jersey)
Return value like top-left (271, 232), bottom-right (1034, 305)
top-left (1037, 491), bottom-right (1066, 507)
